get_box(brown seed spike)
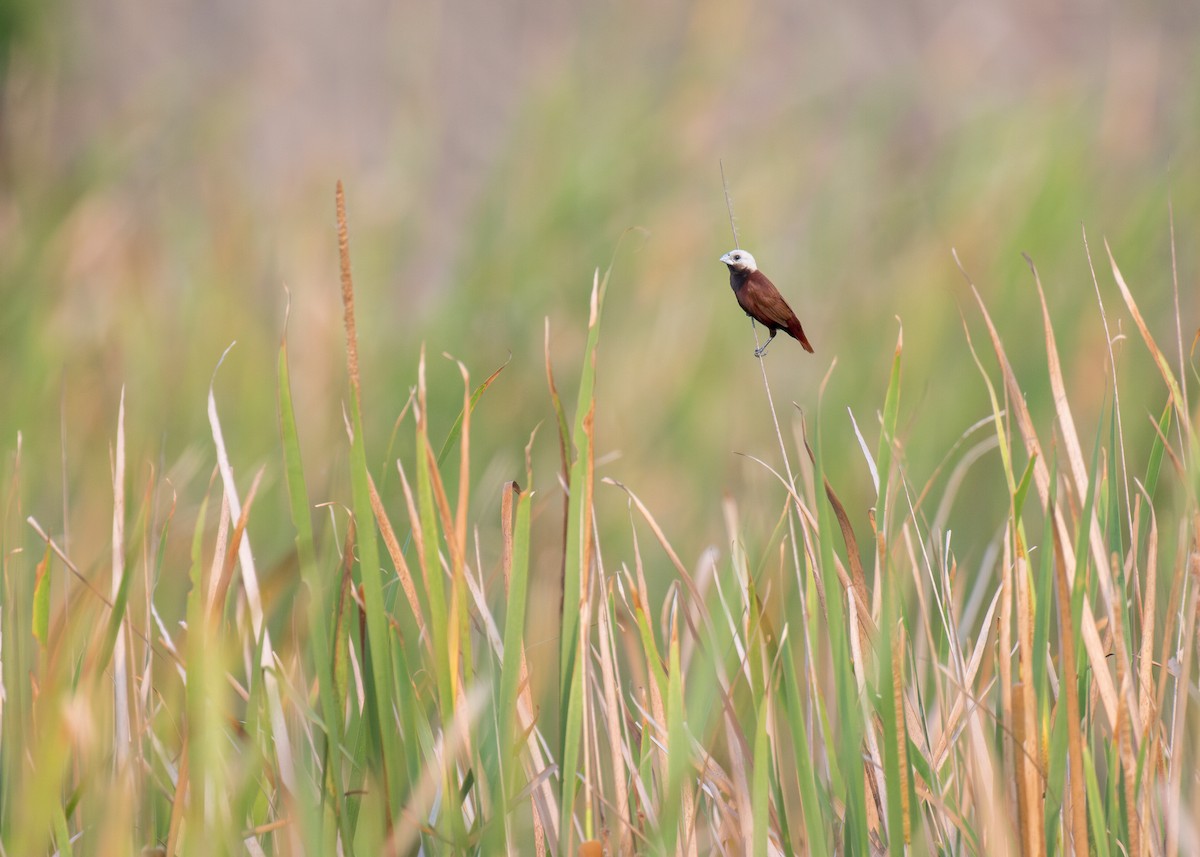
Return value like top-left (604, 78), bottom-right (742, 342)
top-left (336, 181), bottom-right (361, 401)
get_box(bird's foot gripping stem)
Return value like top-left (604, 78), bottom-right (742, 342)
top-left (753, 336), bottom-right (774, 358)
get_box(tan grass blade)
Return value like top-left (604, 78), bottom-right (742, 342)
top-left (1134, 482), bottom-right (1158, 738)
top-left (1106, 240), bottom-right (1194, 438)
top-left (110, 387), bottom-right (132, 766)
top-left (367, 471), bottom-right (427, 642)
top-left (207, 468), bottom-right (265, 627)
top-left (1030, 256), bottom-right (1139, 738)
top-left (208, 365), bottom-right (298, 804)
top-left (930, 583), bottom-right (1001, 769)
top-left (891, 620), bottom-right (912, 844)
top-left (395, 459), bottom-right (429, 591)
top-left (166, 733), bottom-right (189, 854)
top-left (1011, 680), bottom-right (1040, 857)
top-left (499, 482), bottom-right (552, 852)
top-left (999, 531), bottom-right (1017, 836)
top-left (596, 575), bottom-right (633, 855)
top-left (1049, 521), bottom-right (1089, 856)
top-left (1164, 565), bottom-right (1197, 857)
top-left (1108, 555), bottom-right (1142, 857)
top-left (602, 478), bottom-right (701, 603)
top-left (1081, 232), bottom-right (1135, 545)
top-left (1013, 547), bottom-right (1044, 857)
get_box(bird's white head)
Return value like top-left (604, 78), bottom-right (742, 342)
top-left (719, 249), bottom-right (757, 272)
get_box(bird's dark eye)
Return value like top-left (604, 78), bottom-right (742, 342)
top-left (733, 254), bottom-right (741, 260)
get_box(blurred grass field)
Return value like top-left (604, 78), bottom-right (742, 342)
top-left (2, 1), bottom-right (1199, 854)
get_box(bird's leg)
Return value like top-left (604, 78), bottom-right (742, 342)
top-left (754, 328), bottom-right (777, 358)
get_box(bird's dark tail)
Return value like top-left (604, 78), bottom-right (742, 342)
top-left (787, 316), bottom-right (815, 353)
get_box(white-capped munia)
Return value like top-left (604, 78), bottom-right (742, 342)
top-left (719, 249), bottom-right (814, 357)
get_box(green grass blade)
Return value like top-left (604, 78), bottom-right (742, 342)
top-left (560, 267), bottom-right (607, 701)
top-left (31, 544), bottom-right (50, 647)
top-left (435, 357), bottom-right (509, 468)
top-left (875, 323), bottom-right (903, 531)
top-left (751, 695), bottom-right (771, 857)
top-left (780, 638), bottom-right (829, 857)
top-left (497, 487), bottom-right (534, 735)
top-left (557, 265), bottom-right (610, 850)
top-left (278, 331), bottom-right (348, 850)
top-left (336, 187), bottom-right (403, 822)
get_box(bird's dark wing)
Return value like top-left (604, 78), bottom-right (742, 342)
top-left (741, 271), bottom-right (799, 328)
top-left (740, 271), bottom-right (815, 352)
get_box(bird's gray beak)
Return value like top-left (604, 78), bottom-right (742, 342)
top-left (719, 253), bottom-right (732, 265)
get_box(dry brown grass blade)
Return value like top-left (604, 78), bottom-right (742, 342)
top-left (1081, 232), bottom-right (1136, 547)
top-left (891, 527), bottom-right (938, 766)
top-left (1106, 239), bottom-right (1193, 437)
top-left (1135, 483), bottom-right (1158, 738)
top-left (204, 491), bottom-right (231, 613)
top-left (395, 459), bottom-right (429, 592)
top-left (1165, 554), bottom-right (1199, 857)
top-left (824, 474), bottom-right (876, 644)
top-left (422, 432), bottom-right (459, 572)
top-left (367, 471), bottom-right (427, 643)
top-left (891, 620), bottom-right (912, 845)
top-left (1014, 546), bottom-right (1044, 857)
top-left (595, 575), bottom-right (633, 856)
top-left (1050, 521), bottom-right (1089, 856)
top-left (208, 467), bottom-right (266, 626)
top-left (1108, 245), bottom-right (1200, 847)
top-left (603, 478), bottom-right (701, 604)
top-left (497, 484), bottom-right (557, 851)
top-left (449, 357), bottom-right (472, 594)
top-left (633, 563), bottom-right (669, 771)
top-left (1108, 552), bottom-right (1143, 857)
top-left (165, 732), bottom-right (189, 854)
top-left (110, 386), bottom-right (133, 767)
top-left (1154, 538), bottom-right (1190, 853)
top-left (1166, 201), bottom-right (1191, 421)
top-left (930, 583), bottom-right (1001, 769)
top-left (209, 366), bottom-right (298, 804)
top-left (843, 580), bottom-right (886, 844)
top-left (1011, 681), bottom-right (1038, 857)
top-left (998, 532), bottom-right (1016, 838)
top-left (27, 516), bottom-right (115, 612)
top-left (1146, 412), bottom-right (1187, 481)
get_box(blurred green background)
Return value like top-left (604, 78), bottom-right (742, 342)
top-left (2, 0), bottom-right (1197, 606)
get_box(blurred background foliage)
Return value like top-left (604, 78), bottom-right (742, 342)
top-left (2, 0), bottom-right (1198, 611)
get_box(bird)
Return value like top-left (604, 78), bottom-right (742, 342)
top-left (719, 249), bottom-right (814, 357)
